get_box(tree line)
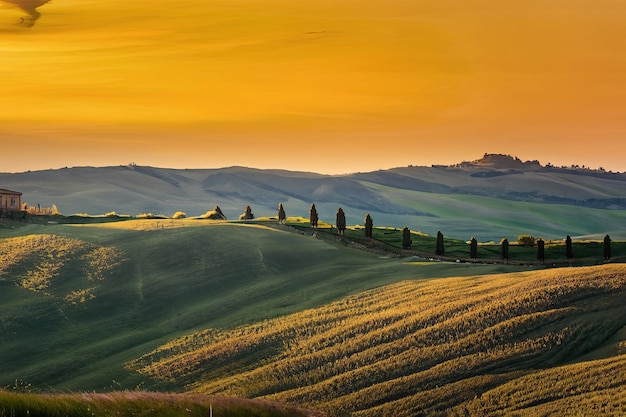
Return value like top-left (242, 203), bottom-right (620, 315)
top-left (241, 202), bottom-right (615, 263)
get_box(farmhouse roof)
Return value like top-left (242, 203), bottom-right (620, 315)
top-left (0, 188), bottom-right (22, 195)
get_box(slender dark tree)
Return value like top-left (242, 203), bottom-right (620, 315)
top-left (604, 234), bottom-right (611, 261)
top-left (213, 205), bottom-right (226, 220)
top-left (335, 207), bottom-right (346, 235)
top-left (470, 237), bottom-right (478, 260)
top-left (565, 235), bottom-right (573, 259)
top-left (239, 205), bottom-right (254, 220)
top-left (501, 238), bottom-right (509, 263)
top-left (309, 204), bottom-right (319, 228)
top-left (402, 227), bottom-right (412, 249)
top-left (537, 238), bottom-right (545, 263)
top-left (364, 213), bottom-right (373, 238)
top-left (436, 231), bottom-right (445, 256)
top-left (278, 203), bottom-right (286, 223)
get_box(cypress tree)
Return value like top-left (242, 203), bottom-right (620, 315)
top-left (565, 235), bottom-right (573, 259)
top-left (537, 239), bottom-right (545, 263)
top-left (470, 237), bottom-right (478, 260)
top-left (436, 231), bottom-right (445, 256)
top-left (604, 234), bottom-right (611, 261)
top-left (278, 203), bottom-right (286, 223)
top-left (239, 205), bottom-right (254, 220)
top-left (309, 204), bottom-right (319, 228)
top-left (336, 207), bottom-right (346, 235)
top-left (364, 213), bottom-right (373, 238)
top-left (214, 205), bottom-right (226, 220)
top-left (402, 227), bottom-right (412, 249)
top-left (501, 238), bottom-right (509, 263)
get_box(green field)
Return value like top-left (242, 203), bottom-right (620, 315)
top-left (287, 219), bottom-right (624, 267)
top-left (366, 182), bottom-right (626, 241)
top-left (1, 217), bottom-right (625, 416)
top-left (3, 218), bottom-right (517, 391)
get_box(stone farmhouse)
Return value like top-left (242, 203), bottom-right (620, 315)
top-left (0, 188), bottom-right (22, 212)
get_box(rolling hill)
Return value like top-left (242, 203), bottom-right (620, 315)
top-left (128, 264), bottom-right (626, 416)
top-left (0, 219), bottom-right (624, 415)
top-left (2, 154), bottom-right (626, 240)
top-left (2, 219), bottom-right (472, 390)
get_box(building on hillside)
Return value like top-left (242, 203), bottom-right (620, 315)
top-left (0, 188), bottom-right (22, 212)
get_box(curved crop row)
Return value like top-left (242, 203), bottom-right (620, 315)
top-left (128, 264), bottom-right (626, 415)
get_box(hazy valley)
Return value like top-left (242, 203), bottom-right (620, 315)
top-left (2, 154), bottom-right (626, 241)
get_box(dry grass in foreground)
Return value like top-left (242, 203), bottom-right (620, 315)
top-left (0, 390), bottom-right (321, 417)
top-left (129, 264), bottom-right (626, 416)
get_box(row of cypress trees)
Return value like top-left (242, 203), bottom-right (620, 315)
top-left (485, 235), bottom-right (611, 263)
top-left (277, 203), bottom-right (356, 236)
top-left (275, 203), bottom-right (613, 262)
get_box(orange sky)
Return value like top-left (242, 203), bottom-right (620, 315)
top-left (1, 0), bottom-right (625, 174)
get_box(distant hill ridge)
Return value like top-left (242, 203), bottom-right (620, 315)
top-left (457, 153), bottom-right (622, 178)
top-left (1, 154), bottom-right (625, 240)
top-left (460, 153), bottom-right (543, 169)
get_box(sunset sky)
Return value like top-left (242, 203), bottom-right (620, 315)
top-left (1, 0), bottom-right (625, 174)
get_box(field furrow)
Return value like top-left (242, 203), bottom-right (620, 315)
top-left (129, 264), bottom-right (626, 415)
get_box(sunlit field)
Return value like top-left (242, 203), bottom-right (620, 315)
top-left (0, 221), bottom-right (426, 390)
top-left (1, 217), bottom-right (624, 415)
top-left (0, 234), bottom-right (123, 301)
top-left (129, 264), bottom-right (626, 416)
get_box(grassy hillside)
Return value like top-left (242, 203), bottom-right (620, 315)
top-left (363, 183), bottom-right (626, 242)
top-left (2, 219), bottom-right (521, 391)
top-left (450, 355), bottom-right (626, 416)
top-left (2, 157), bottom-right (626, 240)
top-left (129, 264), bottom-right (626, 416)
top-left (0, 390), bottom-right (321, 417)
top-left (2, 218), bottom-right (625, 415)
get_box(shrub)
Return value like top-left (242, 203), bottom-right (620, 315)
top-left (518, 235), bottom-right (536, 247)
top-left (199, 207), bottom-right (227, 220)
top-left (51, 204), bottom-right (61, 216)
top-left (172, 212), bottom-right (187, 219)
top-left (23, 204), bottom-right (61, 216)
top-left (239, 205), bottom-right (254, 220)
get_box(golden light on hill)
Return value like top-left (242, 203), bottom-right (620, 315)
top-left (2, 0), bottom-right (626, 173)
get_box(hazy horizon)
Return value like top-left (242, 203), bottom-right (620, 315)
top-left (0, 152), bottom-right (621, 176)
top-left (2, 0), bottom-right (625, 175)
